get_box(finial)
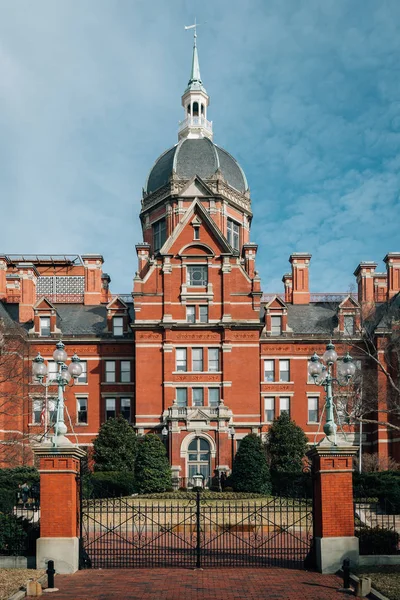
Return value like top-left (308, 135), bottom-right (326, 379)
top-left (184, 18), bottom-right (198, 46)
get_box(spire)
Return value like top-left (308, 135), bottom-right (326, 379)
top-left (179, 23), bottom-right (212, 141)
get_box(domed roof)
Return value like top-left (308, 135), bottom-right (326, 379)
top-left (146, 138), bottom-right (248, 195)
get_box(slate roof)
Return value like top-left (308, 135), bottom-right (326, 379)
top-left (146, 138), bottom-right (248, 194)
top-left (0, 302), bottom-right (135, 337)
top-left (286, 303), bottom-right (339, 335)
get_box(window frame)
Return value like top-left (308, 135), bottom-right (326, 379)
top-left (176, 348), bottom-right (187, 372)
top-left (186, 305), bottom-right (196, 323)
top-left (208, 388), bottom-right (220, 407)
top-left (265, 397), bottom-right (275, 423)
top-left (279, 396), bottom-right (290, 416)
top-left (113, 316), bottom-right (124, 336)
top-left (77, 396), bottom-right (88, 424)
top-left (120, 397), bottom-right (131, 422)
top-left (187, 265), bottom-right (208, 287)
top-left (120, 360), bottom-right (131, 383)
top-left (40, 316), bottom-right (51, 337)
top-left (192, 348), bottom-right (203, 372)
top-left (308, 396), bottom-right (319, 423)
top-left (208, 348), bottom-right (219, 372)
top-left (176, 388), bottom-right (187, 407)
top-left (227, 218), bottom-right (240, 250)
top-left (199, 305), bottom-right (208, 323)
top-left (152, 217), bottom-right (167, 252)
top-left (192, 387), bottom-right (204, 406)
top-left (105, 360), bottom-right (116, 383)
top-left (264, 359), bottom-right (275, 382)
top-left (32, 399), bottom-right (42, 424)
top-left (344, 315), bottom-right (355, 336)
top-left (271, 315), bottom-right (282, 335)
top-left (279, 359), bottom-right (290, 382)
top-left (76, 360), bottom-right (87, 384)
top-left (105, 398), bottom-right (116, 420)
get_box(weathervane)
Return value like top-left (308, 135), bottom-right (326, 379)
top-left (185, 18), bottom-right (200, 45)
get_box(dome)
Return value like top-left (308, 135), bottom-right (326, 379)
top-left (146, 138), bottom-right (248, 195)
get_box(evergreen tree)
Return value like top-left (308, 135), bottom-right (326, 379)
top-left (93, 416), bottom-right (137, 472)
top-left (266, 412), bottom-right (308, 474)
top-left (134, 434), bottom-right (172, 493)
top-left (231, 433), bottom-right (270, 494)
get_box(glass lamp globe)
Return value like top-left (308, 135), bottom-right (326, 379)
top-left (32, 354), bottom-right (48, 378)
top-left (68, 354), bottom-right (83, 378)
top-left (53, 341), bottom-right (68, 364)
top-left (60, 366), bottom-right (71, 383)
top-left (323, 342), bottom-right (338, 365)
top-left (340, 353), bottom-right (356, 377)
top-left (308, 353), bottom-right (323, 377)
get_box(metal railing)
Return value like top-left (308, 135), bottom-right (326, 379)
top-left (354, 498), bottom-right (400, 555)
top-left (178, 115), bottom-right (213, 134)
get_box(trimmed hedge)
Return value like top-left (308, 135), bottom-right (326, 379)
top-left (271, 471), bottom-right (312, 498)
top-left (353, 472), bottom-right (400, 512)
top-left (138, 491), bottom-right (267, 500)
top-left (0, 488), bottom-right (16, 514)
top-left (357, 526), bottom-right (400, 555)
top-left (86, 471), bottom-right (136, 499)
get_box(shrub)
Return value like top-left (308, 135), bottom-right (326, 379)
top-left (266, 412), bottom-right (308, 474)
top-left (357, 526), bottom-right (400, 555)
top-left (0, 467), bottom-right (39, 490)
top-left (87, 472), bottom-right (136, 499)
top-left (134, 434), bottom-right (172, 493)
top-left (0, 514), bottom-right (27, 556)
top-left (93, 416), bottom-right (137, 472)
top-left (271, 471), bottom-right (312, 498)
top-left (0, 488), bottom-right (17, 514)
top-left (231, 434), bottom-right (270, 494)
top-left (353, 472), bottom-right (400, 505)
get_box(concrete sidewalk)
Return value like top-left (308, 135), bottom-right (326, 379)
top-left (45, 568), bottom-right (364, 599)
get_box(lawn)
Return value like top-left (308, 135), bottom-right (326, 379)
top-left (355, 565), bottom-right (400, 600)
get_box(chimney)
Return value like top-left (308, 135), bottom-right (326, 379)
top-left (354, 262), bottom-right (377, 305)
top-left (282, 273), bottom-right (293, 303)
top-left (242, 243), bottom-right (258, 278)
top-left (17, 263), bottom-right (39, 323)
top-left (0, 256), bottom-right (6, 300)
top-left (373, 273), bottom-right (387, 303)
top-left (289, 253), bottom-right (311, 304)
top-left (82, 255), bottom-right (104, 305)
top-left (384, 253), bottom-right (400, 300)
top-left (101, 273), bottom-right (111, 304)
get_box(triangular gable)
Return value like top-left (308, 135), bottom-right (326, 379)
top-left (180, 176), bottom-right (214, 198)
top-left (187, 408), bottom-right (211, 421)
top-left (338, 295), bottom-right (360, 309)
top-left (106, 297), bottom-right (128, 310)
top-left (34, 297), bottom-right (55, 311)
top-left (265, 295), bottom-right (287, 310)
top-left (159, 199), bottom-right (237, 256)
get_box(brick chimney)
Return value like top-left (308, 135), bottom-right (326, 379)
top-left (135, 243), bottom-right (151, 278)
top-left (0, 256), bottom-right (6, 300)
top-left (282, 273), bottom-right (293, 303)
top-left (289, 253), bottom-right (311, 304)
top-left (82, 255), bottom-right (104, 306)
top-left (242, 243), bottom-right (258, 278)
top-left (17, 263), bottom-right (39, 323)
top-left (373, 272), bottom-right (387, 303)
top-left (384, 253), bottom-right (400, 300)
top-left (354, 262), bottom-right (377, 305)
top-left (101, 273), bottom-right (111, 304)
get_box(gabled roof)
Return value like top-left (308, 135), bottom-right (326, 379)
top-left (159, 198), bottom-right (238, 256)
top-left (34, 297), bottom-right (56, 311)
top-left (264, 296), bottom-right (287, 310)
top-left (338, 295), bottom-right (360, 310)
top-left (106, 297), bottom-right (128, 310)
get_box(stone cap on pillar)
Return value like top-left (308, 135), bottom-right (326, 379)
top-left (307, 443), bottom-right (359, 462)
top-left (33, 444), bottom-right (86, 462)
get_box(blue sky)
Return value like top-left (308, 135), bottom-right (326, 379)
top-left (0, 0), bottom-right (399, 293)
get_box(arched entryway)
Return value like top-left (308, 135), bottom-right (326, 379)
top-left (187, 437), bottom-right (211, 485)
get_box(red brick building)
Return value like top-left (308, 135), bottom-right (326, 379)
top-left (0, 38), bottom-right (399, 478)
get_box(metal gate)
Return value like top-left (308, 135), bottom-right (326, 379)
top-left (80, 492), bottom-right (314, 569)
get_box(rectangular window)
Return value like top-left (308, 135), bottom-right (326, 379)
top-left (40, 317), bottom-right (50, 337)
top-left (176, 348), bottom-right (187, 372)
top-left (265, 397), bottom-right (275, 422)
top-left (120, 398), bottom-right (131, 422)
top-left (120, 361), bottom-right (131, 382)
top-left (153, 218), bottom-right (166, 252)
top-left (105, 361), bottom-right (116, 383)
top-left (280, 396), bottom-right (290, 415)
top-left (105, 398), bottom-right (116, 420)
top-left (77, 361), bottom-right (87, 384)
top-left (193, 227), bottom-right (200, 240)
top-left (33, 400), bottom-right (42, 424)
top-left (193, 388), bottom-right (204, 406)
top-left (344, 315), bottom-right (355, 335)
top-left (271, 315), bottom-right (282, 335)
top-left (199, 305), bottom-right (208, 323)
top-left (187, 265), bottom-right (208, 286)
top-left (209, 388), bottom-right (219, 406)
top-left (77, 397), bottom-right (88, 424)
top-left (187, 305), bottom-right (195, 323)
top-left (192, 348), bottom-right (203, 372)
top-left (308, 397), bottom-right (319, 423)
top-left (227, 218), bottom-right (240, 250)
top-left (208, 348), bottom-right (219, 372)
top-left (113, 316), bottom-right (124, 336)
top-left (264, 359), bottom-right (275, 382)
top-left (48, 399), bottom-right (57, 425)
top-left (177, 388), bottom-right (187, 407)
top-left (47, 361), bottom-right (58, 382)
top-left (279, 359), bottom-right (290, 382)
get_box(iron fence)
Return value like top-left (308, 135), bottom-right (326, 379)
top-left (354, 499), bottom-right (400, 555)
top-left (80, 491), bottom-right (314, 569)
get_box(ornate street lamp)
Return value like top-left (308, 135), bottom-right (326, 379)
top-left (308, 342), bottom-right (356, 445)
top-left (228, 426), bottom-right (235, 469)
top-left (32, 341), bottom-right (83, 447)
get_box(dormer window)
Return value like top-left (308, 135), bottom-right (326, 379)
top-left (40, 317), bottom-right (50, 337)
top-left (113, 316), bottom-right (123, 336)
top-left (271, 315), bottom-right (282, 335)
top-left (227, 218), bottom-right (240, 250)
top-left (187, 265), bottom-right (207, 286)
top-left (344, 315), bottom-right (355, 335)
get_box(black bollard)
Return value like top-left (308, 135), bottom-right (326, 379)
top-left (47, 560), bottom-right (55, 589)
top-left (342, 558), bottom-right (350, 589)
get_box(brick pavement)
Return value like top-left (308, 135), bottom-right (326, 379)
top-left (45, 568), bottom-right (364, 599)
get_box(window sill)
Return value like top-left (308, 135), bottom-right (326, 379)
top-left (307, 421), bottom-right (320, 425)
top-left (173, 371), bottom-right (222, 375)
top-left (263, 381), bottom-right (294, 384)
top-left (76, 422), bottom-right (89, 426)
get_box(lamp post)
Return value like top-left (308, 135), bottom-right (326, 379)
top-left (32, 341), bottom-right (83, 448)
top-left (228, 426), bottom-right (235, 470)
top-left (161, 425), bottom-right (168, 458)
top-left (308, 342), bottom-right (356, 445)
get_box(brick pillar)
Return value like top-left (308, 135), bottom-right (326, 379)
top-left (308, 444), bottom-right (359, 573)
top-left (33, 445), bottom-right (86, 574)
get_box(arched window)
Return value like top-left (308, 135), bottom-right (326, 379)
top-left (193, 102), bottom-right (199, 116)
top-left (188, 437), bottom-right (210, 484)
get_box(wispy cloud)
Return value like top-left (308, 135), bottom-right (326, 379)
top-left (0, 0), bottom-right (399, 292)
